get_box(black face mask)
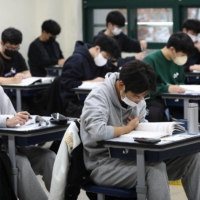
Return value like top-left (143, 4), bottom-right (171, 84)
top-left (47, 37), bottom-right (56, 43)
top-left (4, 49), bottom-right (17, 58)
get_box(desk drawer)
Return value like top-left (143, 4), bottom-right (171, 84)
top-left (109, 143), bottom-right (200, 162)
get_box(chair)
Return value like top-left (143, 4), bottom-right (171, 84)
top-left (82, 183), bottom-right (137, 200)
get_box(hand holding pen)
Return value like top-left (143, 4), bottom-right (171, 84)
top-left (6, 111), bottom-right (30, 127)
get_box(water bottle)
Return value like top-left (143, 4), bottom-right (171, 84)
top-left (187, 103), bottom-right (199, 135)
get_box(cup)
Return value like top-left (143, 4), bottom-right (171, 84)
top-left (187, 103), bottom-right (199, 135)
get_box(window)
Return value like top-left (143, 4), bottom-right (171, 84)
top-left (137, 8), bottom-right (173, 42)
top-left (93, 9), bottom-right (127, 36)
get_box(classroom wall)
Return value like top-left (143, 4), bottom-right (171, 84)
top-left (0, 0), bottom-right (82, 66)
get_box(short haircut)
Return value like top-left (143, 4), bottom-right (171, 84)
top-left (119, 60), bottom-right (156, 94)
top-left (106, 11), bottom-right (125, 27)
top-left (1, 28), bottom-right (22, 44)
top-left (94, 36), bottom-right (120, 59)
top-left (182, 19), bottom-right (200, 34)
top-left (42, 20), bottom-right (61, 35)
top-left (166, 32), bottom-right (194, 56)
top-left (0, 57), bottom-right (3, 76)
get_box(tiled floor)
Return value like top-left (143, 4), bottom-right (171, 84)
top-left (39, 142), bottom-right (187, 200)
top-left (38, 174), bottom-right (187, 200)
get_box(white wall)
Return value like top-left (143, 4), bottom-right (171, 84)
top-left (0, 0), bottom-right (82, 64)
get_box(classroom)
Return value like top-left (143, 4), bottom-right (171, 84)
top-left (1, 0), bottom-right (200, 200)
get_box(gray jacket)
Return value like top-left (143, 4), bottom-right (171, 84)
top-left (0, 86), bottom-right (16, 127)
top-left (80, 72), bottom-right (147, 171)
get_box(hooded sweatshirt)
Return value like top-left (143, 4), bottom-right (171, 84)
top-left (94, 30), bottom-right (142, 67)
top-left (59, 41), bottom-right (119, 108)
top-left (80, 72), bottom-right (147, 171)
top-left (0, 86), bottom-right (16, 127)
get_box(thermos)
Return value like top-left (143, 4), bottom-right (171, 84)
top-left (187, 103), bottom-right (199, 134)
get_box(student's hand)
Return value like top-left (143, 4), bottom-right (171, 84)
top-left (194, 41), bottom-right (200, 52)
top-left (135, 52), bottom-right (146, 60)
top-left (6, 111), bottom-right (30, 127)
top-left (140, 40), bottom-right (147, 51)
top-left (189, 64), bottom-right (200, 71)
top-left (58, 59), bottom-right (66, 66)
top-left (13, 73), bottom-right (23, 83)
top-left (168, 85), bottom-right (185, 93)
top-left (126, 115), bottom-right (141, 131)
top-left (92, 77), bottom-right (105, 82)
top-left (127, 116), bottom-right (132, 124)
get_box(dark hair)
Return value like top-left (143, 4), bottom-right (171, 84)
top-left (94, 36), bottom-right (120, 59)
top-left (106, 11), bottom-right (125, 27)
top-left (42, 20), bottom-right (61, 35)
top-left (1, 28), bottom-right (22, 44)
top-left (119, 60), bottom-right (156, 94)
top-left (166, 32), bottom-right (194, 56)
top-left (0, 57), bottom-right (4, 76)
top-left (182, 19), bottom-right (200, 34)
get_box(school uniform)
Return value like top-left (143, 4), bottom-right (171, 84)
top-left (94, 30), bottom-right (141, 66)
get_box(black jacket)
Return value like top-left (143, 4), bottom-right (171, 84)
top-left (28, 38), bottom-right (64, 77)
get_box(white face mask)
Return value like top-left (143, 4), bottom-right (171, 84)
top-left (120, 90), bottom-right (138, 107)
top-left (173, 55), bottom-right (188, 66)
top-left (94, 53), bottom-right (107, 67)
top-left (188, 33), bottom-right (198, 43)
top-left (111, 27), bottom-right (122, 36)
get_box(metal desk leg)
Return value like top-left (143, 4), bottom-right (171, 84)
top-left (136, 149), bottom-right (147, 200)
top-left (16, 89), bottom-right (21, 112)
top-left (183, 99), bottom-right (189, 119)
top-left (58, 69), bottom-right (62, 76)
top-left (8, 135), bottom-right (18, 196)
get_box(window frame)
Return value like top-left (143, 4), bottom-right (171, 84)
top-left (83, 0), bottom-right (200, 49)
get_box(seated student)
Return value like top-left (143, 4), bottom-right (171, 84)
top-left (28, 19), bottom-right (66, 77)
top-left (0, 28), bottom-right (31, 84)
top-left (182, 19), bottom-right (200, 72)
top-left (93, 10), bottom-right (146, 66)
top-left (0, 86), bottom-right (56, 200)
top-left (143, 32), bottom-right (194, 122)
top-left (59, 36), bottom-right (120, 117)
top-left (80, 60), bottom-right (200, 200)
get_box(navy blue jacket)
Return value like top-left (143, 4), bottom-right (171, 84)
top-left (184, 48), bottom-right (200, 72)
top-left (94, 30), bottom-right (141, 67)
top-left (59, 41), bottom-right (119, 107)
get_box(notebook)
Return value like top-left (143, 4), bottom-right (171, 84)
top-left (78, 82), bottom-right (103, 89)
top-left (2, 77), bottom-right (55, 86)
top-left (120, 122), bottom-right (186, 139)
top-left (179, 85), bottom-right (200, 94)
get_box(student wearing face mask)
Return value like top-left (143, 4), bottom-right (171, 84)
top-left (59, 36), bottom-right (120, 118)
top-left (94, 11), bottom-right (147, 67)
top-left (143, 32), bottom-right (194, 122)
top-left (0, 28), bottom-right (31, 84)
top-left (28, 20), bottom-right (65, 77)
top-left (81, 60), bottom-right (200, 200)
top-left (182, 19), bottom-right (200, 72)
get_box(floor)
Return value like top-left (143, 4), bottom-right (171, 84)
top-left (38, 142), bottom-right (188, 200)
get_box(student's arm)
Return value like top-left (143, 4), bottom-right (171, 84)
top-left (82, 93), bottom-right (141, 141)
top-left (0, 76), bottom-right (22, 84)
top-left (21, 70), bottom-right (32, 78)
top-left (189, 64), bottom-right (200, 71)
top-left (120, 32), bottom-right (142, 53)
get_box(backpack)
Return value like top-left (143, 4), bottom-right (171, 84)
top-left (0, 138), bottom-right (17, 200)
